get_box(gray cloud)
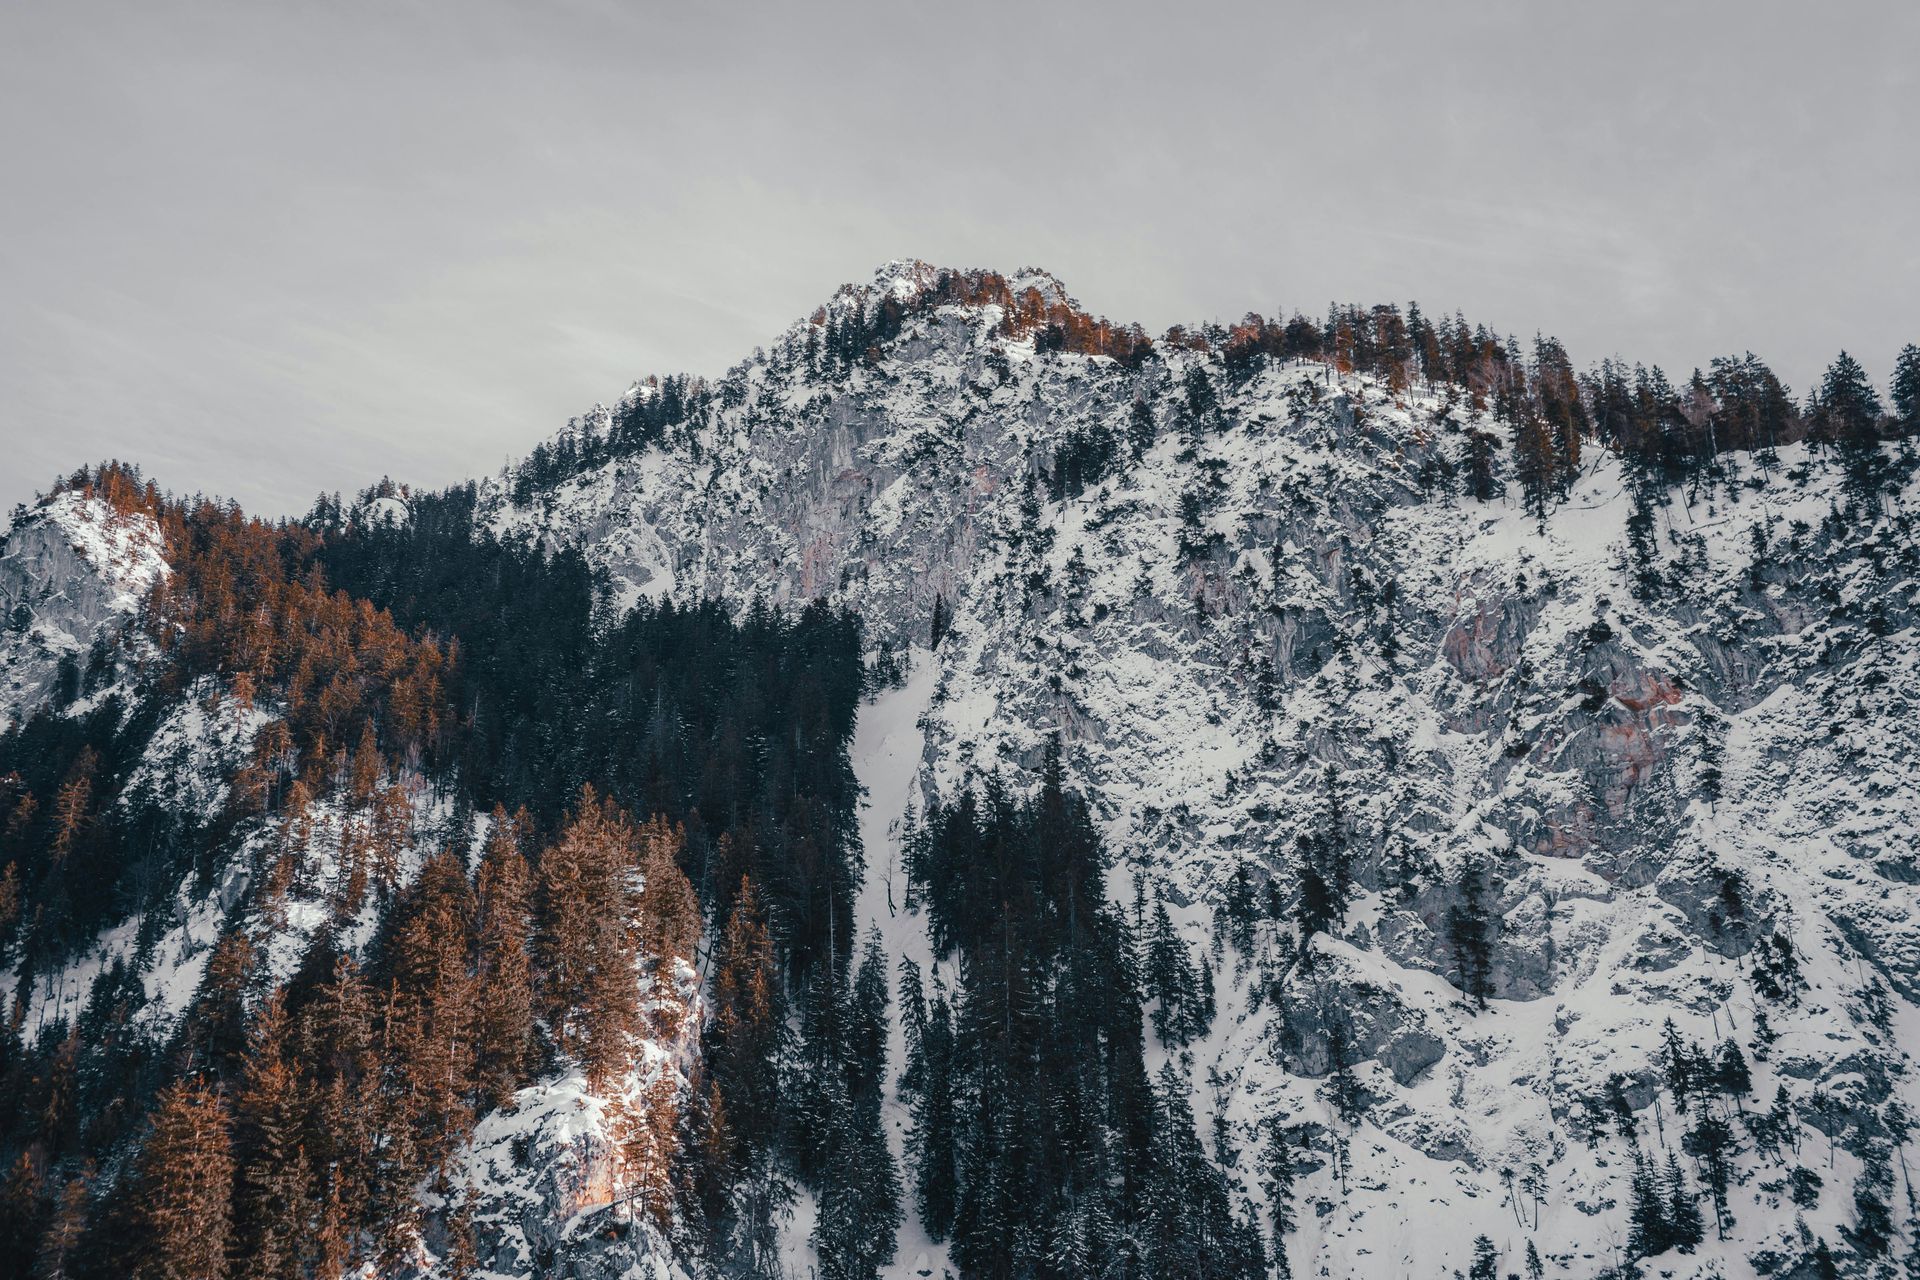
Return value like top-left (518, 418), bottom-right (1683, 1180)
top-left (3, 0), bottom-right (1915, 517)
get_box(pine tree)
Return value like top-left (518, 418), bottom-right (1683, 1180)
top-left (909, 979), bottom-right (959, 1242)
top-left (0, 1150), bottom-right (46, 1279)
top-left (299, 952), bottom-right (379, 1262)
top-left (1512, 404), bottom-right (1557, 522)
top-left (442, 1187), bottom-right (478, 1280)
top-left (699, 876), bottom-right (787, 1266)
top-left (1687, 1110), bottom-right (1736, 1238)
top-left (229, 990), bottom-right (309, 1280)
top-left (1465, 428), bottom-right (1499, 501)
top-left (1467, 1234), bottom-right (1499, 1280)
top-left (1846, 1139), bottom-right (1895, 1257)
top-left (47, 749), bottom-right (96, 864)
top-left (1892, 343), bottom-right (1920, 431)
top-left (1524, 1238), bottom-right (1544, 1280)
top-left (1813, 350), bottom-right (1884, 443)
top-left (1445, 851), bottom-right (1497, 1008)
top-left (1627, 1153), bottom-right (1669, 1257)
top-left (614, 1072), bottom-right (681, 1231)
top-left (1145, 894), bottom-right (1200, 1045)
top-left (1664, 1151), bottom-right (1705, 1251)
top-left (132, 1080), bottom-right (234, 1280)
top-left (387, 848), bottom-right (479, 1172)
top-left (708, 877), bottom-right (780, 1150)
top-left (472, 807), bottom-right (536, 1107)
top-left (848, 929), bottom-right (890, 1108)
top-left (536, 785), bottom-right (642, 1088)
top-left (637, 817), bottom-right (701, 990)
top-left (185, 928), bottom-right (254, 1079)
top-left (929, 592), bottom-right (952, 650)
top-left (33, 1167), bottom-right (88, 1280)
top-left (810, 1063), bottom-right (903, 1280)
top-left (897, 956), bottom-right (927, 1098)
top-left (1710, 1040), bottom-right (1751, 1101)
top-left (1262, 1117), bottom-right (1296, 1276)
top-left (1128, 398), bottom-right (1157, 460)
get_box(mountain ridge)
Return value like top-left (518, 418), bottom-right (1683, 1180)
top-left (2, 264), bottom-right (1918, 1280)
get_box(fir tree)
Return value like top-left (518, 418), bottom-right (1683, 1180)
top-left (132, 1080), bottom-right (234, 1280)
top-left (1465, 428), bottom-right (1500, 501)
top-left (1686, 1111), bottom-right (1735, 1238)
top-left (472, 807), bottom-right (536, 1107)
top-left (636, 818), bottom-right (701, 1007)
top-left (1262, 1117), bottom-right (1297, 1277)
top-left (0, 1151), bottom-right (46, 1280)
top-left (1627, 1153), bottom-right (1669, 1257)
top-left (1128, 397), bottom-right (1157, 460)
top-left (1891, 342), bottom-right (1920, 431)
top-left (1445, 851), bottom-right (1497, 1008)
top-left (536, 786), bottom-right (642, 1088)
top-left (1812, 349), bottom-right (1884, 443)
top-left (229, 990), bottom-right (309, 1280)
top-left (1467, 1234), bottom-right (1499, 1280)
top-left (1513, 404), bottom-right (1557, 523)
top-left (1664, 1151), bottom-right (1705, 1252)
top-left (908, 978), bottom-right (959, 1241)
top-left (1846, 1139), bottom-right (1895, 1258)
top-left (33, 1167), bottom-right (88, 1280)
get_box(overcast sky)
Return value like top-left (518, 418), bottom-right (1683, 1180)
top-left (3, 0), bottom-right (1915, 519)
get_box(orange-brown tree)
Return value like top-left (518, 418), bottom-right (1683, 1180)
top-left (537, 786), bottom-right (642, 1088)
top-left (131, 1080), bottom-right (234, 1280)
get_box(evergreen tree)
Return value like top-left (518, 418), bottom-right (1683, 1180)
top-left (0, 1150), bottom-right (46, 1280)
top-left (907, 977), bottom-right (959, 1241)
top-left (1709, 1040), bottom-right (1751, 1101)
top-left (1512, 404), bottom-right (1557, 522)
top-left (299, 952), bottom-right (379, 1261)
top-left (1145, 893), bottom-right (1204, 1046)
top-left (472, 807), bottom-right (536, 1107)
top-left (33, 1168), bottom-right (88, 1280)
top-left (1627, 1153), bottom-right (1669, 1257)
top-left (536, 786), bottom-right (641, 1088)
top-left (929, 592), bottom-right (952, 650)
top-left (1686, 1111), bottom-right (1735, 1238)
top-left (1465, 428), bottom-right (1499, 501)
top-left (1812, 350), bottom-right (1884, 443)
top-left (637, 818), bottom-right (701, 990)
top-left (1846, 1139), bottom-right (1895, 1258)
top-left (229, 990), bottom-right (309, 1280)
top-left (698, 876), bottom-right (788, 1269)
top-left (131, 1080), bottom-right (233, 1280)
top-left (1892, 342), bottom-right (1920, 431)
top-left (1445, 851), bottom-right (1497, 1008)
top-left (1467, 1234), bottom-right (1499, 1280)
top-left (1262, 1117), bottom-right (1297, 1277)
top-left (1128, 398), bottom-right (1157, 460)
top-left (1664, 1151), bottom-right (1705, 1252)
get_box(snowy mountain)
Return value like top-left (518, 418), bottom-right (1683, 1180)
top-left (3, 262), bottom-right (1918, 1280)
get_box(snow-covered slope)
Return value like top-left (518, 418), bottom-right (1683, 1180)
top-left (6, 261), bottom-right (1915, 1279)
top-left (489, 262), bottom-right (1920, 1278)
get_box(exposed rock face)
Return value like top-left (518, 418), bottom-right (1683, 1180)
top-left (0, 491), bottom-right (166, 731)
